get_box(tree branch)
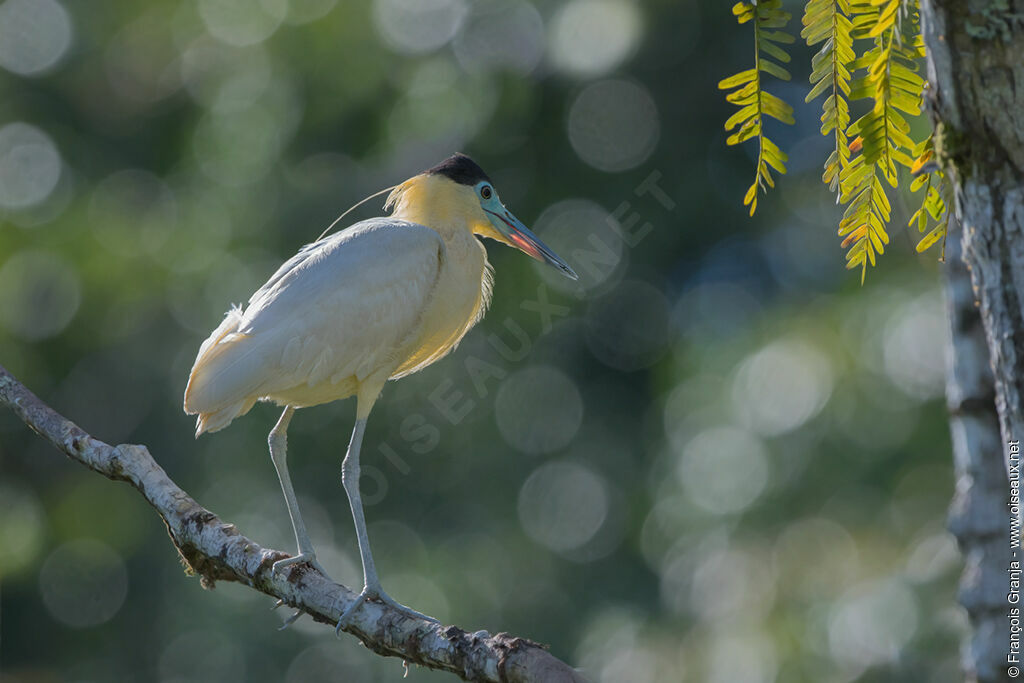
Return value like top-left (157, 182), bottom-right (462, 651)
top-left (0, 364), bottom-right (587, 683)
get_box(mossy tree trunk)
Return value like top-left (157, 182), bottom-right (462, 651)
top-left (921, 1), bottom-right (1024, 680)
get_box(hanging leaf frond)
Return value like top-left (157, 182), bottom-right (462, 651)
top-left (719, 0), bottom-right (796, 216)
top-left (802, 0), bottom-right (854, 192)
top-left (838, 0), bottom-right (925, 280)
top-left (719, 0), bottom-right (952, 282)
top-left (838, 152), bottom-right (890, 283)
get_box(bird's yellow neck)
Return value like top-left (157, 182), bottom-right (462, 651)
top-left (386, 174), bottom-right (492, 241)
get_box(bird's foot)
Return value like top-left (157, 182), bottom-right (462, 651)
top-left (272, 551), bottom-right (330, 578)
top-left (335, 585), bottom-right (439, 635)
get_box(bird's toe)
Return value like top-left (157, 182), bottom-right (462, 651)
top-left (272, 552), bottom-right (330, 578)
top-left (376, 592), bottom-right (439, 623)
top-left (335, 586), bottom-right (438, 635)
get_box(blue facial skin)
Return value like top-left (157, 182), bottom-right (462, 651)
top-left (473, 181), bottom-right (579, 281)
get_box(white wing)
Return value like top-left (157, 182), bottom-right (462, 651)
top-left (185, 218), bottom-right (444, 417)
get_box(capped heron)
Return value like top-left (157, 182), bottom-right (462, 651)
top-left (183, 154), bottom-right (578, 627)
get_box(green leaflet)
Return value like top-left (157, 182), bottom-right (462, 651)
top-left (718, 0), bottom-right (796, 216)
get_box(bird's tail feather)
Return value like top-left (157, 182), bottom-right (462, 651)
top-left (184, 307), bottom-right (268, 429)
top-left (194, 397), bottom-right (257, 437)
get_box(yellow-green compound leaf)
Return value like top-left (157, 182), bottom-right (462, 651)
top-left (838, 0), bottom-right (935, 278)
top-left (837, 151), bottom-right (891, 282)
top-left (802, 0), bottom-right (853, 193)
top-left (720, 0), bottom-right (795, 213)
top-left (725, 0), bottom-right (942, 280)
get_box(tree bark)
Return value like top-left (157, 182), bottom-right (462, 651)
top-left (0, 365), bottom-right (587, 683)
top-left (922, 0), bottom-right (1024, 456)
top-left (944, 232), bottom-right (1011, 683)
top-left (921, 2), bottom-right (1024, 681)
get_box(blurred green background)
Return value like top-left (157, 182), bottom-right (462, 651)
top-left (0, 0), bottom-right (963, 681)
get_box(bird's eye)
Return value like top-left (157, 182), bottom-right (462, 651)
top-left (481, 185), bottom-right (492, 200)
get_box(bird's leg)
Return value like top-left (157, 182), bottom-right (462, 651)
top-left (335, 417), bottom-right (438, 633)
top-left (268, 407), bottom-right (329, 576)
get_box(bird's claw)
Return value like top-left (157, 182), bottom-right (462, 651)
top-left (278, 609), bottom-right (304, 630)
top-left (272, 552), bottom-right (330, 577)
top-left (335, 586), bottom-right (439, 636)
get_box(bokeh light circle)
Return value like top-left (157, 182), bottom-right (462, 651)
top-left (731, 338), bottom-right (834, 436)
top-left (193, 107), bottom-right (283, 185)
top-left (677, 427), bottom-right (769, 514)
top-left (373, 0), bottom-right (467, 55)
top-left (599, 646), bottom-right (659, 683)
top-left (387, 60), bottom-right (497, 150)
top-left (453, 1), bottom-right (544, 74)
top-left (518, 460), bottom-right (608, 553)
top-left (883, 295), bottom-right (946, 399)
top-left (104, 11), bottom-right (183, 106)
top-left (574, 609), bottom-right (654, 682)
top-left (828, 579), bottom-right (919, 669)
top-left (773, 517), bottom-right (861, 599)
top-left (211, 67), bottom-right (276, 115)
top-left (585, 280), bottom-right (670, 371)
top-left (495, 365), bottom-right (583, 454)
top-left (531, 199), bottom-right (626, 294)
top-left (0, 122), bottom-right (62, 209)
top-left (199, 0), bottom-right (288, 47)
top-left (159, 629), bottom-right (245, 682)
top-left (568, 79), bottom-right (660, 172)
top-left (179, 39), bottom-right (273, 109)
top-left (39, 539), bottom-right (128, 628)
top-left (0, 250), bottom-right (81, 341)
top-left (0, 0), bottom-right (72, 76)
top-left (690, 547), bottom-right (777, 621)
top-left (89, 169), bottom-right (179, 257)
top-left (548, 0), bottom-right (642, 77)
top-left (706, 631), bottom-right (779, 683)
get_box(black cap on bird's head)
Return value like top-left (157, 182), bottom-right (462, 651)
top-left (425, 153), bottom-right (491, 186)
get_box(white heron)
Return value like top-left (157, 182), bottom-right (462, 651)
top-left (183, 154), bottom-right (577, 627)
